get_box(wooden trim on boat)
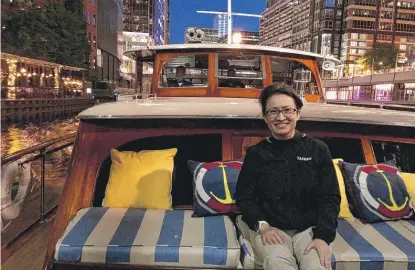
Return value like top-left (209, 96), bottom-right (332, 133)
top-left (361, 138), bottom-right (377, 165)
top-left (264, 56), bottom-right (273, 87)
top-left (222, 131), bottom-right (234, 160)
top-left (156, 88), bottom-right (209, 97)
top-left (310, 60), bottom-right (324, 102)
top-left (208, 53), bottom-right (216, 96)
top-left (152, 55), bottom-right (162, 95)
top-left (216, 88), bottom-right (261, 98)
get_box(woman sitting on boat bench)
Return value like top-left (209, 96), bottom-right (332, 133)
top-left (235, 83), bottom-right (341, 270)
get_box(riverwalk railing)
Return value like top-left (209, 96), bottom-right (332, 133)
top-left (326, 100), bottom-right (415, 112)
top-left (1, 133), bottom-right (76, 246)
top-left (1, 98), bottom-right (96, 125)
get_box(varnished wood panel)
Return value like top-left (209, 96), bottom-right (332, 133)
top-left (304, 94), bottom-right (321, 103)
top-left (208, 53), bottom-right (217, 97)
top-left (241, 136), bottom-right (264, 157)
top-left (310, 60), bottom-right (324, 101)
top-left (156, 88), bottom-right (208, 97)
top-left (152, 56), bottom-right (163, 94)
top-left (362, 138), bottom-right (377, 165)
top-left (222, 131), bottom-right (233, 160)
top-left (264, 56), bottom-right (273, 87)
top-left (217, 88), bottom-right (261, 98)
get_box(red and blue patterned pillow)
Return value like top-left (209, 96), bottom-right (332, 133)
top-left (187, 160), bottom-right (242, 217)
top-left (341, 161), bottom-right (414, 223)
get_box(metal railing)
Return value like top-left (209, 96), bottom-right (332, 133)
top-left (1, 133), bottom-right (76, 244)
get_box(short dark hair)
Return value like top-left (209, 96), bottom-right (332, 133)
top-left (176, 65), bottom-right (185, 72)
top-left (259, 83), bottom-right (303, 115)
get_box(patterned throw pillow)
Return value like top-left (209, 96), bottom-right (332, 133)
top-left (187, 160), bottom-right (242, 217)
top-left (341, 161), bottom-right (414, 223)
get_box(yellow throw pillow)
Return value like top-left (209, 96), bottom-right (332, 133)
top-left (401, 172), bottom-right (415, 208)
top-left (333, 158), bottom-right (354, 219)
top-left (103, 148), bottom-right (177, 209)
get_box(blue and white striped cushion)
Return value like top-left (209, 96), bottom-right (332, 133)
top-left (332, 219), bottom-right (415, 270)
top-left (236, 217), bottom-right (415, 270)
top-left (55, 208), bottom-right (240, 268)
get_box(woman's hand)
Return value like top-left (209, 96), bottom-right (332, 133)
top-left (259, 224), bottom-right (285, 245)
top-left (304, 239), bottom-right (332, 270)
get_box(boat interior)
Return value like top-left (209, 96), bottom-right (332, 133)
top-left (1, 45), bottom-right (414, 270)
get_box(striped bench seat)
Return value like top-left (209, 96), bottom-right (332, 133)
top-left (55, 208), bottom-right (241, 268)
top-left (236, 216), bottom-right (415, 269)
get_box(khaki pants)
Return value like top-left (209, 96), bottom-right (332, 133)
top-left (247, 226), bottom-right (328, 270)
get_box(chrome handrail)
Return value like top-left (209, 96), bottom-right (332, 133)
top-left (1, 133), bottom-right (77, 230)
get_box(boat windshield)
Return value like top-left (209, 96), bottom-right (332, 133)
top-left (271, 57), bottom-right (318, 95)
top-left (159, 54), bottom-right (209, 88)
top-left (217, 53), bottom-right (264, 89)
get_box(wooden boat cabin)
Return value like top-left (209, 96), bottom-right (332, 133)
top-left (44, 44), bottom-right (415, 270)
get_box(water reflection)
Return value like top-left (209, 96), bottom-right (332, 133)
top-left (1, 118), bottom-right (79, 156)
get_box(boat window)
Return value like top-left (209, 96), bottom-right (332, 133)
top-left (372, 141), bottom-right (415, 173)
top-left (216, 53), bottom-right (264, 89)
top-left (159, 54), bottom-right (209, 88)
top-left (271, 57), bottom-right (319, 95)
top-left (316, 137), bottom-right (365, 163)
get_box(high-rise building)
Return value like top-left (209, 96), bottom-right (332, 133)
top-left (261, 0), bottom-right (415, 74)
top-left (267, 0), bottom-right (278, 8)
top-left (260, 0), bottom-right (340, 57)
top-left (341, 0), bottom-right (415, 73)
top-left (122, 0), bottom-right (169, 45)
top-left (97, 0), bottom-right (123, 83)
top-left (184, 28), bottom-right (220, 44)
top-left (83, 0), bottom-right (98, 69)
top-left (214, 12), bottom-right (228, 38)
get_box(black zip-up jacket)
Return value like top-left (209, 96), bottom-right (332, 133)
top-left (235, 130), bottom-right (341, 244)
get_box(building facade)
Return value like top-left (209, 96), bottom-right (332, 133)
top-left (341, 0), bottom-right (415, 74)
top-left (260, 0), bottom-right (415, 74)
top-left (122, 0), bottom-right (169, 45)
top-left (214, 12), bottom-right (228, 38)
top-left (218, 31), bottom-right (260, 44)
top-left (260, 0), bottom-right (341, 57)
top-left (97, 0), bottom-right (123, 83)
top-left (184, 27), bottom-right (220, 43)
top-left (83, 0), bottom-right (98, 69)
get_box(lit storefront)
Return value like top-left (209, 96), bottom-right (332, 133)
top-left (403, 83), bottom-right (415, 101)
top-left (372, 84), bottom-right (394, 101)
top-left (1, 53), bottom-right (86, 99)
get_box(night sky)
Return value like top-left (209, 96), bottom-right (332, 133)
top-left (169, 0), bottom-right (266, 44)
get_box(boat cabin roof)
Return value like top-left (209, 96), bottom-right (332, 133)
top-left (78, 97), bottom-right (414, 128)
top-left (124, 43), bottom-right (342, 64)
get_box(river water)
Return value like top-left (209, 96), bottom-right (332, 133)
top-left (1, 117), bottom-right (80, 244)
top-left (1, 118), bottom-right (80, 156)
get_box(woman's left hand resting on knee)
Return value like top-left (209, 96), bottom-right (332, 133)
top-left (304, 239), bottom-right (331, 270)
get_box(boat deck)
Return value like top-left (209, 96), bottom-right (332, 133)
top-left (2, 219), bottom-right (53, 270)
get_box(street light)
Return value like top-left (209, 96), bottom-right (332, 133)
top-left (232, 32), bottom-right (242, 44)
